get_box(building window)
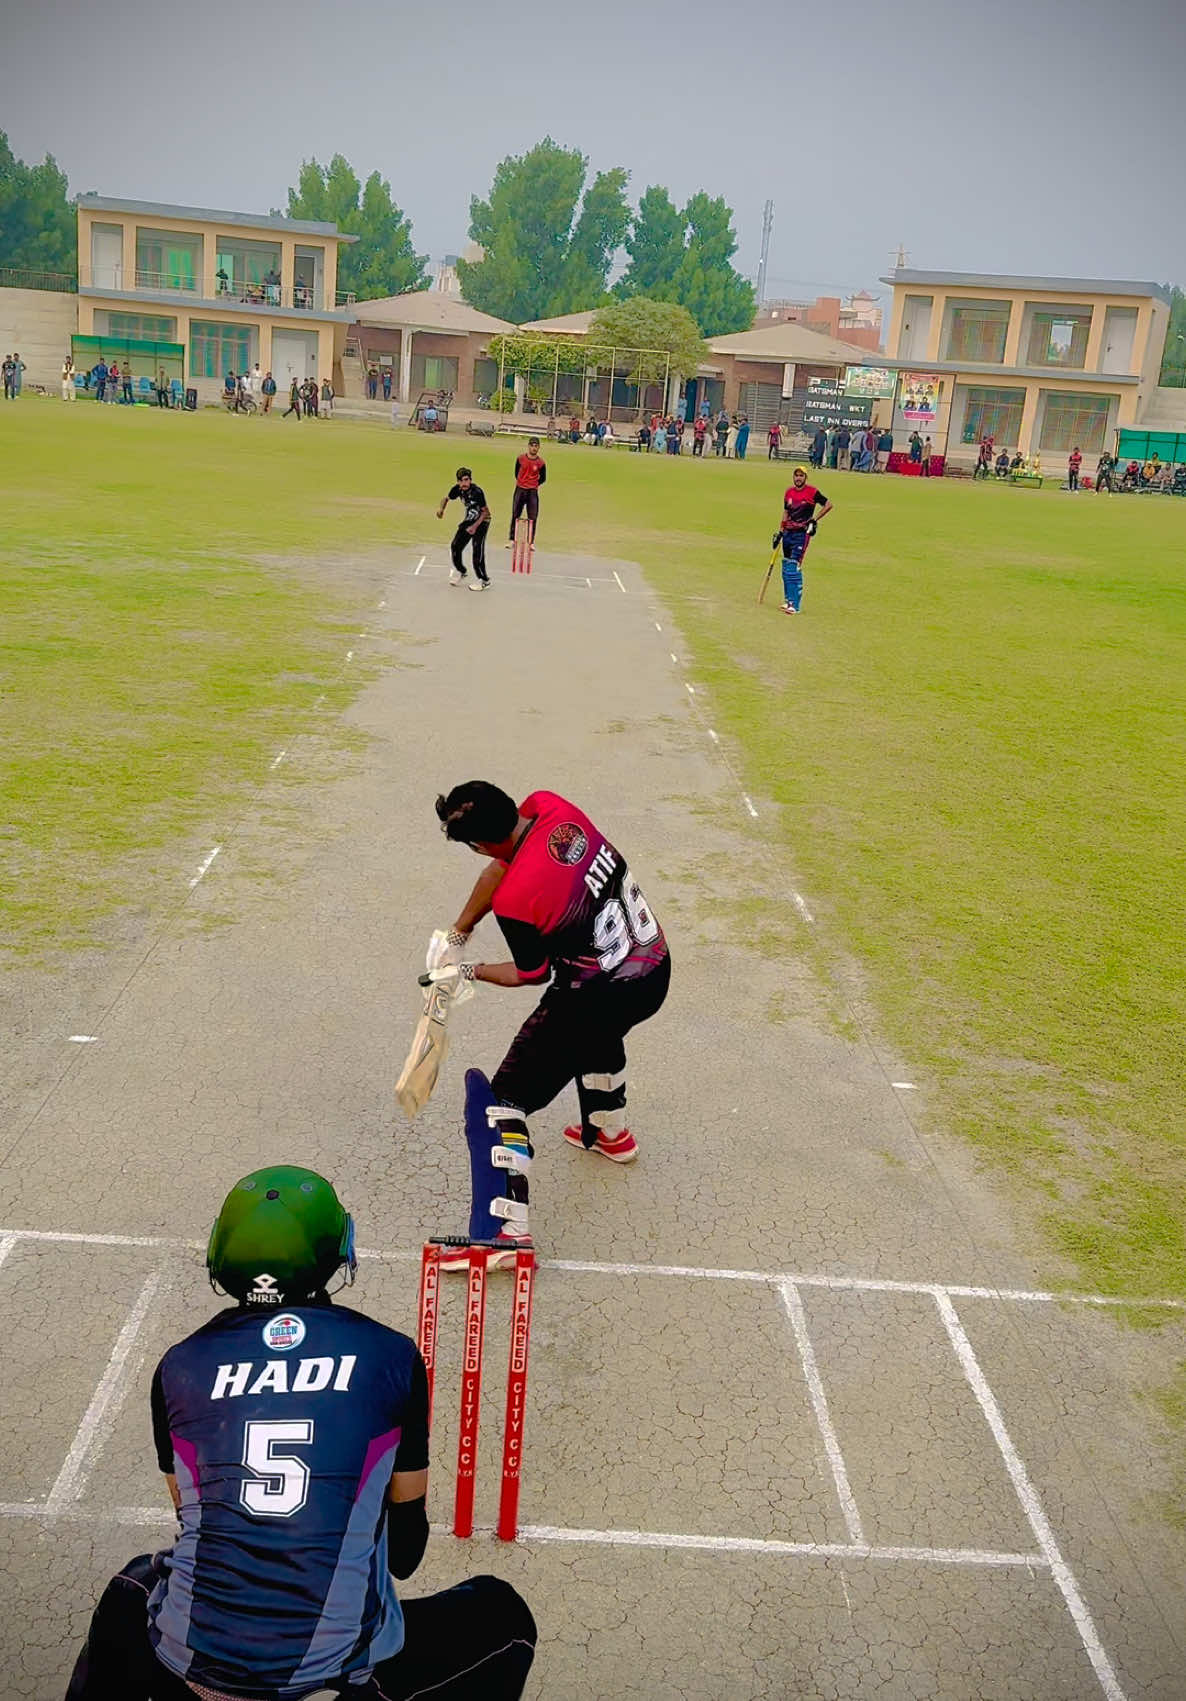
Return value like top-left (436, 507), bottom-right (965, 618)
top-left (215, 241), bottom-right (282, 303)
top-left (942, 302), bottom-right (1011, 364)
top-left (411, 354), bottom-right (459, 393)
top-left (961, 386), bottom-right (1026, 445)
top-left (98, 312), bottom-right (178, 341)
top-left (135, 232), bottom-right (201, 292)
top-left (1026, 312), bottom-right (1091, 369)
top-left (1039, 392), bottom-right (1111, 453)
top-left (190, 321), bottom-right (254, 380)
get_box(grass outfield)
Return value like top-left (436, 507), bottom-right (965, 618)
top-left (3, 399), bottom-right (1185, 1311)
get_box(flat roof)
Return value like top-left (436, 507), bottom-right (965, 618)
top-left (881, 269), bottom-right (1169, 303)
top-left (77, 195), bottom-right (356, 242)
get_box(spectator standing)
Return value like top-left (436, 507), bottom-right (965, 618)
top-left (809, 427), bottom-right (826, 468)
top-left (1095, 451), bottom-right (1114, 492)
top-left (284, 377), bottom-right (301, 419)
top-left (156, 367), bottom-right (170, 409)
top-left (61, 356), bottom-right (75, 401)
top-left (921, 436), bottom-right (933, 476)
top-left (725, 416), bottom-right (738, 459)
top-left (666, 417), bottom-right (678, 455)
top-left (876, 427), bottom-right (893, 470)
top-left (382, 366), bottom-right (393, 400)
top-left (736, 416), bottom-right (751, 460)
top-left (106, 360), bottom-right (120, 402)
top-left (122, 364), bottom-right (135, 404)
top-left (216, 265), bottom-right (230, 295)
top-left (94, 358), bottom-right (108, 402)
top-left (836, 425), bottom-right (851, 470)
top-left (261, 371), bottom-right (276, 413)
top-left (367, 365), bottom-right (379, 400)
top-left (714, 409), bottom-right (729, 456)
top-left (653, 420), bottom-right (667, 453)
top-left (767, 420), bottom-right (782, 460)
top-left (321, 376), bottom-right (335, 418)
top-left (676, 393), bottom-right (687, 424)
top-left (304, 378), bottom-right (319, 419)
top-left (2, 354), bottom-right (12, 400)
top-left (569, 414), bottom-right (581, 444)
top-left (692, 413), bottom-right (707, 457)
top-left (908, 430), bottom-right (923, 464)
top-left (1067, 446), bottom-right (1082, 491)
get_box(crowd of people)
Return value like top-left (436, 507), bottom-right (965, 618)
top-left (806, 423), bottom-right (899, 473)
top-left (2, 351), bottom-right (26, 398)
top-left (546, 407), bottom-right (755, 457)
top-left (366, 364), bottom-right (395, 400)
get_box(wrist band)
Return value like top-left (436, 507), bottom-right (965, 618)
top-left (447, 928), bottom-right (469, 948)
top-left (460, 962), bottom-right (477, 981)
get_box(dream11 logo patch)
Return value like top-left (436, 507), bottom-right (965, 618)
top-left (547, 822), bottom-right (588, 866)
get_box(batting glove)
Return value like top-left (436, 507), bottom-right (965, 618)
top-left (425, 927), bottom-right (469, 975)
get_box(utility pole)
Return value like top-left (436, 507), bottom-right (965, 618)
top-left (756, 199), bottom-right (774, 307)
top-left (891, 242), bottom-right (909, 272)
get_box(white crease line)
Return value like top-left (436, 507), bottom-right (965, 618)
top-left (513, 1526), bottom-right (1045, 1567)
top-left (685, 682), bottom-right (695, 696)
top-left (378, 598), bottom-right (387, 608)
top-left (612, 570), bottom-right (627, 594)
top-left (68, 1035), bottom-right (97, 1043)
top-left (0, 1230), bottom-right (1180, 1310)
top-left (670, 652), bottom-right (679, 664)
top-left (741, 794), bottom-right (759, 819)
top-left (780, 1284), bottom-right (863, 1543)
top-left (792, 891), bottom-right (814, 923)
top-left (708, 729), bottom-right (719, 743)
top-left (654, 621), bottom-right (662, 631)
top-left (345, 649), bottom-right (354, 662)
top-left (188, 845), bottom-right (221, 889)
top-left (0, 1501), bottom-right (1044, 1568)
top-left (893, 1082), bottom-right (917, 1090)
top-left (270, 750), bottom-right (287, 770)
top-left (414, 556), bottom-right (425, 576)
top-left (45, 1268), bottom-right (167, 1510)
top-left (935, 1291), bottom-right (1126, 1700)
top-left (586, 576), bottom-right (592, 588)
top-left (0, 1234), bottom-right (15, 1273)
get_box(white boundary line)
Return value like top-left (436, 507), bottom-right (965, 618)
top-left (187, 845), bottom-right (221, 889)
top-left (612, 570), bottom-right (627, 594)
top-left (936, 1291), bottom-right (1126, 1700)
top-left (780, 1283), bottom-right (864, 1543)
top-left (0, 1229), bottom-right (1181, 1310)
top-left (45, 1267), bottom-right (167, 1510)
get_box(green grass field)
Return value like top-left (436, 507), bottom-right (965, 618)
top-left (4, 399), bottom-right (1185, 1312)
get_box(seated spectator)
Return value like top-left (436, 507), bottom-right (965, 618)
top-left (653, 421), bottom-right (667, 453)
top-left (637, 422), bottom-right (652, 451)
top-left (1010, 453), bottom-right (1024, 473)
top-left (995, 451), bottom-right (1011, 477)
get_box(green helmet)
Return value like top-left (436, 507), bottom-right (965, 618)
top-left (206, 1166), bottom-right (356, 1307)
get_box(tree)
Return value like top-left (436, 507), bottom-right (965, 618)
top-left (615, 186), bottom-right (754, 337)
top-left (1159, 284), bottom-right (1186, 386)
top-left (279, 155), bottom-right (426, 301)
top-left (0, 131), bottom-right (76, 277)
top-left (458, 140), bottom-right (630, 323)
top-left (588, 298), bottom-right (706, 387)
top-left (615, 187), bottom-right (685, 300)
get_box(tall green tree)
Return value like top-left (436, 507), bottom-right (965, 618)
top-left (0, 131), bottom-right (76, 276)
top-left (279, 155), bottom-right (426, 301)
top-left (615, 187), bottom-right (685, 300)
top-left (1159, 284), bottom-right (1186, 386)
top-left (615, 185), bottom-right (754, 337)
top-left (458, 140), bottom-right (630, 323)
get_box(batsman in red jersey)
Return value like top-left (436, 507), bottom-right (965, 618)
top-left (426, 781), bottom-right (670, 1264)
top-left (777, 465), bottom-right (834, 614)
top-left (507, 438), bottom-right (546, 544)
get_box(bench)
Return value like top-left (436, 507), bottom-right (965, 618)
top-left (1009, 473), bottom-right (1043, 488)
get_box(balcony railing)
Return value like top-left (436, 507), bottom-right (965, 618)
top-left (0, 267), bottom-right (77, 293)
top-left (76, 265), bottom-right (355, 313)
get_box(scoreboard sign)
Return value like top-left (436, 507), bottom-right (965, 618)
top-left (801, 379), bottom-right (873, 431)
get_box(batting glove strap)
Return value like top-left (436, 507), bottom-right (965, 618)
top-left (459, 962), bottom-right (477, 981)
top-left (447, 928), bottom-right (470, 948)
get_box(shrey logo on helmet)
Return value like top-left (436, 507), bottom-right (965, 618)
top-left (206, 1165), bottom-right (357, 1307)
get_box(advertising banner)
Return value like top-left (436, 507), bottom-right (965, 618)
top-left (900, 373), bottom-right (940, 422)
top-left (843, 365), bottom-right (896, 400)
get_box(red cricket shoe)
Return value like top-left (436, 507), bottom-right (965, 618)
top-left (563, 1125), bottom-right (639, 1163)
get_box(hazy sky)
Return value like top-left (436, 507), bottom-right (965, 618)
top-left (5, 0), bottom-right (1185, 299)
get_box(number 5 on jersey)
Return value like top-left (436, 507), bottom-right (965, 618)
top-left (593, 871), bottom-right (659, 971)
top-left (241, 1419), bottom-right (314, 1517)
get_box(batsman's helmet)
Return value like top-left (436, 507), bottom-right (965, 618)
top-left (206, 1166), bottom-right (356, 1306)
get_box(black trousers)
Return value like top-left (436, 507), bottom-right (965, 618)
top-left (66, 1554), bottom-right (536, 1701)
top-left (509, 486), bottom-right (539, 541)
top-left (492, 956), bottom-right (670, 1140)
top-left (450, 520), bottom-right (489, 579)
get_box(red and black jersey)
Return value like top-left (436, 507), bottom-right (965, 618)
top-left (492, 790), bottom-right (667, 989)
top-left (783, 483), bottom-right (826, 529)
top-left (514, 454), bottom-right (547, 490)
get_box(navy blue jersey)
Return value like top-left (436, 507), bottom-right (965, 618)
top-left (147, 1299), bottom-right (428, 1698)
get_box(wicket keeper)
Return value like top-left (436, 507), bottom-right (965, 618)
top-left (67, 1166), bottom-right (537, 1701)
top-left (507, 437), bottom-right (546, 545)
top-left (777, 466), bottom-right (833, 614)
top-left (427, 782), bottom-right (670, 1265)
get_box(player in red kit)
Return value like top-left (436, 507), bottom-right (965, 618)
top-left (507, 437), bottom-right (546, 545)
top-left (424, 781), bottom-right (670, 1265)
top-left (777, 465), bottom-right (834, 614)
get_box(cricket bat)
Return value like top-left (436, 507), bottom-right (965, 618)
top-left (395, 972), bottom-right (468, 1119)
top-left (758, 540), bottom-right (780, 604)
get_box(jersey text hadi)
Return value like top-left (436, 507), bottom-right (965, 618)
top-left (583, 843), bottom-right (618, 899)
top-left (210, 1355), bottom-right (356, 1399)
